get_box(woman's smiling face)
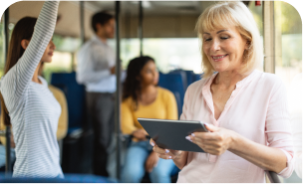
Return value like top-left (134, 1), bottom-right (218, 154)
top-left (202, 26), bottom-right (248, 73)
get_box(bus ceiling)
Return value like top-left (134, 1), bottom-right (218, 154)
top-left (4, 1), bottom-right (252, 39)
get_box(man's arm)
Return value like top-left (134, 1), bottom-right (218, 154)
top-left (76, 44), bottom-right (114, 84)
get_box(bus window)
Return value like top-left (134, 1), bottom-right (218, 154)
top-left (248, 2), bottom-right (264, 72)
top-left (274, 1), bottom-right (302, 183)
top-left (118, 38), bottom-right (202, 74)
top-left (274, 1), bottom-right (302, 91)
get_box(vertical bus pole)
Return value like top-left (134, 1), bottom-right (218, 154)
top-left (263, 1), bottom-right (280, 183)
top-left (138, 1), bottom-right (143, 56)
top-left (263, 1), bottom-right (275, 74)
top-left (77, 1), bottom-right (85, 72)
top-left (114, 1), bottom-right (121, 180)
top-left (4, 7), bottom-right (12, 175)
top-left (80, 1), bottom-right (85, 45)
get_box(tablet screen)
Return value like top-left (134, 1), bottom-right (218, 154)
top-left (138, 118), bottom-right (208, 152)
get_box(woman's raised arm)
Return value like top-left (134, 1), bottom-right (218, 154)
top-left (1, 1), bottom-right (59, 108)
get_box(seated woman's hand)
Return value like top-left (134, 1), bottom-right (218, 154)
top-left (145, 151), bottom-right (159, 173)
top-left (11, 134), bottom-right (15, 148)
top-left (186, 123), bottom-right (236, 155)
top-left (150, 139), bottom-right (183, 160)
top-left (132, 129), bottom-right (148, 141)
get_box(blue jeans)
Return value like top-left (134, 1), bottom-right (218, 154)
top-left (0, 145), bottom-right (15, 168)
top-left (121, 140), bottom-right (178, 183)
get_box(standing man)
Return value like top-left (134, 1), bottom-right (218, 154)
top-left (76, 11), bottom-right (115, 177)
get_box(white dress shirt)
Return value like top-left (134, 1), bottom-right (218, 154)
top-left (77, 35), bottom-right (116, 93)
top-left (288, 73), bottom-right (302, 178)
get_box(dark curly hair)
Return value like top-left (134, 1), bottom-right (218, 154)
top-left (122, 56), bottom-right (156, 109)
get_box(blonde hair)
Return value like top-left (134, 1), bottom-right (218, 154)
top-left (196, 1), bottom-right (263, 78)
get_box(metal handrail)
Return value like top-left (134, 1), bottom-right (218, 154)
top-left (115, 1), bottom-right (121, 180)
top-left (4, 6), bottom-right (12, 175)
top-left (266, 171), bottom-right (281, 183)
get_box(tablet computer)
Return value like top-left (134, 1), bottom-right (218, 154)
top-left (137, 118), bottom-right (208, 152)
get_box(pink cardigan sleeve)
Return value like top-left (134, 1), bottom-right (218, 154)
top-left (265, 79), bottom-right (294, 178)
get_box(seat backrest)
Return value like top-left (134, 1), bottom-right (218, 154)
top-left (169, 69), bottom-right (188, 89)
top-left (172, 91), bottom-right (182, 117)
top-left (158, 72), bottom-right (185, 118)
top-left (179, 70), bottom-right (195, 89)
top-left (193, 73), bottom-right (204, 82)
top-left (51, 72), bottom-right (85, 134)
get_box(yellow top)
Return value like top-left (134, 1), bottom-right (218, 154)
top-left (121, 87), bottom-right (178, 135)
top-left (48, 85), bottom-right (68, 141)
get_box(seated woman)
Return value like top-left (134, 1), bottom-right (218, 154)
top-left (152, 2), bottom-right (294, 183)
top-left (121, 56), bottom-right (179, 183)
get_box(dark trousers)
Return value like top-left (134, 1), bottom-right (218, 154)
top-left (86, 92), bottom-right (115, 177)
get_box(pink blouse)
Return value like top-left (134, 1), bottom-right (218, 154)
top-left (177, 70), bottom-right (294, 183)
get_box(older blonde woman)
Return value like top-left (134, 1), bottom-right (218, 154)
top-left (151, 2), bottom-right (294, 183)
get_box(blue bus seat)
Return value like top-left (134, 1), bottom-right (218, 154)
top-left (183, 70), bottom-right (194, 89)
top-left (168, 69), bottom-right (188, 89)
top-left (172, 91), bottom-right (181, 117)
top-left (193, 73), bottom-right (204, 82)
top-left (170, 70), bottom-right (196, 89)
top-left (51, 72), bottom-right (85, 134)
top-left (158, 72), bottom-right (185, 118)
top-left (51, 72), bottom-right (94, 174)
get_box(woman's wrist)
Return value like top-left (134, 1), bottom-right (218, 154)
top-left (131, 130), bottom-right (136, 135)
top-left (131, 129), bottom-right (139, 136)
top-left (172, 151), bottom-right (187, 163)
top-left (172, 151), bottom-right (187, 169)
top-left (151, 151), bottom-right (158, 157)
top-left (228, 130), bottom-right (240, 151)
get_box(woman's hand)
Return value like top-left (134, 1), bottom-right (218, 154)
top-left (10, 133), bottom-right (15, 148)
top-left (186, 123), bottom-right (236, 155)
top-left (132, 129), bottom-right (148, 141)
top-left (150, 139), bottom-right (183, 160)
top-left (145, 151), bottom-right (159, 173)
top-left (150, 139), bottom-right (188, 169)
